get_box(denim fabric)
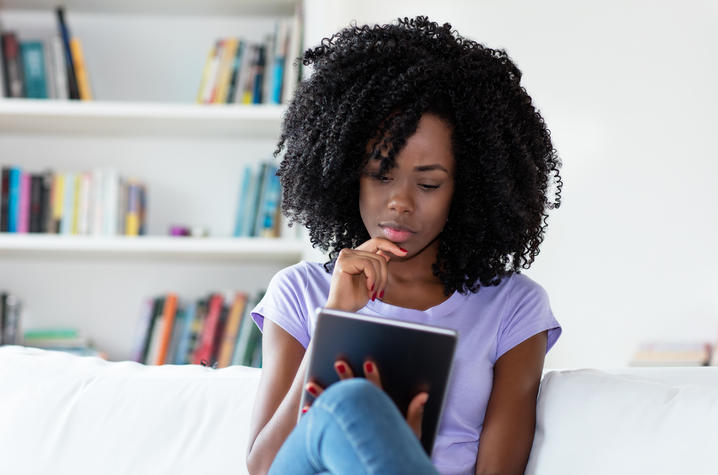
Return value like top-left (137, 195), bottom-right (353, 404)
top-left (268, 378), bottom-right (439, 475)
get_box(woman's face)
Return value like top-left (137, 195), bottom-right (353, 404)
top-left (359, 113), bottom-right (455, 257)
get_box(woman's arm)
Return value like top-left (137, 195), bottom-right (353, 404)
top-left (474, 331), bottom-right (548, 475)
top-left (246, 320), bottom-right (309, 475)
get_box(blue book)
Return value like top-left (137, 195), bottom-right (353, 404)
top-left (173, 301), bottom-right (196, 364)
top-left (251, 163), bottom-right (272, 237)
top-left (233, 166), bottom-right (253, 237)
top-left (258, 165), bottom-right (281, 237)
top-left (7, 167), bottom-right (21, 233)
top-left (20, 41), bottom-right (48, 99)
top-left (251, 45), bottom-right (265, 104)
top-left (271, 58), bottom-right (284, 104)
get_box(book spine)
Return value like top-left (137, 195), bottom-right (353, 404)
top-left (77, 172), bottom-right (91, 235)
top-left (125, 181), bottom-right (140, 236)
top-left (225, 41), bottom-right (244, 104)
top-left (1, 168), bottom-right (11, 232)
top-left (60, 172), bottom-right (74, 235)
top-left (89, 169), bottom-right (103, 235)
top-left (20, 41), bottom-right (48, 99)
top-left (259, 165), bottom-right (281, 238)
top-left (282, 10), bottom-right (303, 104)
top-left (8, 168), bottom-right (21, 233)
top-left (103, 169), bottom-right (118, 235)
top-left (55, 7), bottom-right (80, 100)
top-left (69, 37), bottom-right (92, 100)
top-left (1, 33), bottom-right (25, 98)
top-left (192, 294), bottom-right (224, 365)
top-left (233, 165), bottom-right (252, 237)
top-left (173, 301), bottom-right (196, 364)
top-left (217, 293), bottom-right (247, 368)
top-left (16, 172), bottom-right (30, 233)
top-left (29, 174), bottom-right (44, 233)
top-left (203, 39), bottom-right (224, 104)
top-left (0, 293), bottom-right (7, 344)
top-left (130, 298), bottom-right (155, 363)
top-left (50, 35), bottom-right (69, 100)
top-left (252, 44), bottom-right (266, 104)
top-left (252, 162), bottom-right (271, 237)
top-left (196, 42), bottom-right (218, 103)
top-left (71, 173), bottom-right (81, 234)
top-left (214, 37), bottom-right (238, 104)
top-left (155, 293), bottom-right (178, 365)
top-left (51, 173), bottom-right (64, 233)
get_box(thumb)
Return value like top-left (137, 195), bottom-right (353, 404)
top-left (406, 392), bottom-right (429, 439)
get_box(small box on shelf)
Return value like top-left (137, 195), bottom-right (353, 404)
top-left (629, 340), bottom-right (713, 367)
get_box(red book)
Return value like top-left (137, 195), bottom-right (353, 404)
top-left (192, 294), bottom-right (224, 365)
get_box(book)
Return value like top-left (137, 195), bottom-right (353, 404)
top-left (213, 37), bottom-right (238, 104)
top-left (240, 44), bottom-right (258, 104)
top-left (125, 181), bottom-right (141, 236)
top-left (271, 20), bottom-right (289, 104)
top-left (145, 296), bottom-right (167, 365)
top-left (0, 168), bottom-right (9, 231)
top-left (233, 165), bottom-right (253, 237)
top-left (19, 41), bottom-right (48, 99)
top-left (251, 162), bottom-right (273, 237)
top-left (172, 300), bottom-right (196, 364)
top-left (1, 33), bottom-right (25, 98)
top-left (130, 298), bottom-right (156, 363)
top-left (251, 44), bottom-right (266, 104)
top-left (281, 8), bottom-right (303, 104)
top-left (1, 293), bottom-right (21, 345)
top-left (49, 35), bottom-right (69, 100)
top-left (17, 171), bottom-right (31, 233)
top-left (29, 174), bottom-right (44, 233)
top-left (8, 167), bottom-right (21, 233)
top-left (630, 341), bottom-right (712, 367)
top-left (55, 7), bottom-right (80, 100)
top-left (196, 41), bottom-right (218, 103)
top-left (202, 39), bottom-right (224, 104)
top-left (50, 173), bottom-right (64, 233)
top-left (232, 290), bottom-right (263, 366)
top-left (192, 293), bottom-right (225, 365)
top-left (258, 165), bottom-right (281, 238)
top-left (225, 40), bottom-right (245, 104)
top-left (187, 297), bottom-right (209, 364)
top-left (76, 172), bottom-right (91, 235)
top-left (233, 41), bottom-right (254, 104)
top-left (69, 37), bottom-right (92, 100)
top-left (155, 293), bottom-right (178, 365)
top-left (216, 292), bottom-right (248, 368)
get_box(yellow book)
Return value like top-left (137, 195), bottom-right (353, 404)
top-left (124, 182), bottom-right (140, 236)
top-left (213, 37), bottom-right (238, 104)
top-left (71, 174), bottom-right (81, 234)
top-left (217, 293), bottom-right (247, 368)
top-left (196, 42), bottom-right (217, 103)
top-left (70, 37), bottom-right (93, 101)
top-left (52, 174), bottom-right (64, 233)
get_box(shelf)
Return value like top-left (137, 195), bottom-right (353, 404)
top-left (0, 234), bottom-right (305, 261)
top-left (0, 99), bottom-right (286, 138)
top-left (0, 0), bottom-right (298, 16)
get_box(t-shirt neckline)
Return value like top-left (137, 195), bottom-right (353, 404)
top-left (365, 288), bottom-right (468, 318)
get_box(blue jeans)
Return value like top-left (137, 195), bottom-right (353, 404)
top-left (269, 378), bottom-right (439, 475)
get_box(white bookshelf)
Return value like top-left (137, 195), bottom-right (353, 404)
top-left (0, 0), bottom-right (317, 361)
top-left (0, 234), bottom-right (305, 261)
top-left (0, 99), bottom-right (285, 137)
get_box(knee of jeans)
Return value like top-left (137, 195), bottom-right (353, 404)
top-left (320, 378), bottom-right (385, 407)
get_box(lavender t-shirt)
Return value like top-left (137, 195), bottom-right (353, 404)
top-left (251, 261), bottom-right (561, 475)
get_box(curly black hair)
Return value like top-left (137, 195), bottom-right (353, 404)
top-left (275, 16), bottom-right (562, 296)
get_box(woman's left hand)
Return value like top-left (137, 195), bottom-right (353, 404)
top-left (302, 359), bottom-right (429, 440)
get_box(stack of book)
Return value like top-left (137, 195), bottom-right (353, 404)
top-left (22, 327), bottom-right (103, 357)
top-left (132, 290), bottom-right (265, 368)
top-left (629, 341), bottom-right (714, 367)
top-left (0, 7), bottom-right (91, 100)
top-left (233, 160), bottom-right (282, 238)
top-left (0, 291), bottom-right (21, 346)
top-left (196, 14), bottom-right (302, 105)
top-left (0, 167), bottom-right (147, 236)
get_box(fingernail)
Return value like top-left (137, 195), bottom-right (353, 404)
top-left (372, 292), bottom-right (376, 301)
top-left (302, 407), bottom-right (308, 414)
top-left (399, 247), bottom-right (408, 253)
top-left (307, 385), bottom-right (318, 396)
top-left (336, 363), bottom-right (346, 374)
top-left (379, 290), bottom-right (384, 299)
top-left (366, 362), bottom-right (374, 373)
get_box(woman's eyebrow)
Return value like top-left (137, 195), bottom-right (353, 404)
top-left (414, 164), bottom-right (448, 173)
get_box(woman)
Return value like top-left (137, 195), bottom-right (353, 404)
top-left (246, 16), bottom-right (563, 475)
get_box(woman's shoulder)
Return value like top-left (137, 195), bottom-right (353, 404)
top-left (270, 260), bottom-right (331, 288)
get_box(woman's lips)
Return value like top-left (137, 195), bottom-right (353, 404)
top-left (381, 226), bottom-right (414, 243)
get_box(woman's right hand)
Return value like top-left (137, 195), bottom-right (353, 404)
top-left (325, 238), bottom-right (408, 313)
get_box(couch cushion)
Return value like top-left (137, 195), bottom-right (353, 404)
top-left (0, 346), bottom-right (261, 475)
top-left (526, 368), bottom-right (718, 475)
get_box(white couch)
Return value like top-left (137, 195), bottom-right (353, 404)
top-left (1, 345), bottom-right (717, 475)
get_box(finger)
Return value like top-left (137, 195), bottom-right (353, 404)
top-left (375, 251), bottom-right (389, 298)
top-left (356, 238), bottom-right (409, 259)
top-left (334, 360), bottom-right (354, 380)
top-left (363, 360), bottom-right (382, 389)
top-left (339, 253), bottom-right (381, 299)
top-left (406, 392), bottom-right (429, 439)
top-left (350, 251), bottom-right (388, 299)
top-left (305, 381), bottom-right (324, 399)
top-left (301, 404), bottom-right (310, 415)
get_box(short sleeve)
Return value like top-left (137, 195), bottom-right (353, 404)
top-left (251, 263), bottom-right (311, 348)
top-left (495, 274), bottom-right (562, 362)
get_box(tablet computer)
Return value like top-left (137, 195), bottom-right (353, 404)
top-left (300, 307), bottom-right (458, 455)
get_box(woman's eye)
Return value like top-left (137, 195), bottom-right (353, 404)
top-left (420, 184), bottom-right (440, 190)
top-left (371, 173), bottom-right (391, 182)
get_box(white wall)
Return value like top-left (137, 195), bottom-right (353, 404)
top-left (303, 0), bottom-right (718, 369)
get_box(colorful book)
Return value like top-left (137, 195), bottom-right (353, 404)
top-left (258, 165), bottom-right (281, 238)
top-left (20, 41), bottom-right (48, 99)
top-left (225, 40), bottom-right (245, 104)
top-left (69, 37), bottom-right (92, 100)
top-left (144, 297), bottom-right (166, 365)
top-left (155, 293), bottom-right (178, 365)
top-left (1, 33), bottom-right (25, 98)
top-left (187, 297), bottom-right (209, 364)
top-left (192, 293), bottom-right (224, 365)
top-left (233, 165), bottom-right (253, 237)
top-left (232, 291), bottom-right (262, 366)
top-left (271, 20), bottom-right (289, 104)
top-left (202, 39), bottom-right (224, 104)
top-left (17, 172), bottom-right (31, 233)
top-left (173, 300), bottom-right (196, 364)
top-left (217, 292), bottom-right (248, 368)
top-left (7, 167), bottom-right (21, 233)
top-left (213, 37), bottom-right (238, 104)
top-left (251, 44), bottom-right (266, 104)
top-left (55, 7), bottom-right (80, 100)
top-left (125, 181), bottom-right (140, 236)
top-left (196, 41), bottom-right (218, 103)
